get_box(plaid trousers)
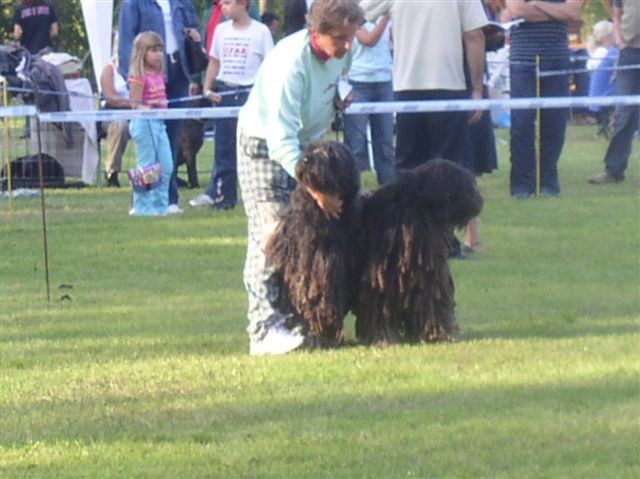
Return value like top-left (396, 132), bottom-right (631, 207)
top-left (237, 128), bottom-right (297, 341)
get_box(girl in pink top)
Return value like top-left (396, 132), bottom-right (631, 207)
top-left (127, 31), bottom-right (173, 216)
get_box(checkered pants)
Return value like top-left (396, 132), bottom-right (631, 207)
top-left (237, 128), bottom-right (296, 341)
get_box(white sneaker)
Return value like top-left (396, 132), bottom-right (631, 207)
top-left (167, 204), bottom-right (184, 215)
top-left (189, 194), bottom-right (214, 207)
top-left (129, 208), bottom-right (135, 216)
top-left (249, 325), bottom-right (305, 356)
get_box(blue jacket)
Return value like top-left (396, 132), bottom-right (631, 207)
top-left (118, 0), bottom-right (200, 80)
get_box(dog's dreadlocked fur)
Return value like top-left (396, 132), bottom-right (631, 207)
top-left (265, 140), bottom-right (361, 348)
top-left (355, 159), bottom-right (483, 345)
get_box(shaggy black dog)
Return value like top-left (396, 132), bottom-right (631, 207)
top-left (175, 85), bottom-right (209, 188)
top-left (265, 140), bottom-right (361, 348)
top-left (355, 159), bottom-right (483, 345)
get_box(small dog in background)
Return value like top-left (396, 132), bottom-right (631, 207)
top-left (266, 140), bottom-right (361, 349)
top-left (175, 83), bottom-right (209, 189)
top-left (355, 159), bottom-right (483, 345)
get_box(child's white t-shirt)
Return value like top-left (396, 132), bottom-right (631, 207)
top-left (210, 19), bottom-right (274, 86)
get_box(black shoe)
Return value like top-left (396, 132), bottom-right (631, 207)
top-left (105, 172), bottom-right (120, 188)
top-left (211, 195), bottom-right (235, 211)
top-left (449, 235), bottom-right (466, 260)
top-left (213, 201), bottom-right (235, 211)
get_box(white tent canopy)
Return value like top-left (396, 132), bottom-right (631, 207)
top-left (80, 0), bottom-right (114, 89)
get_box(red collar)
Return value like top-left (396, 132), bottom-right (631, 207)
top-left (310, 31), bottom-right (330, 62)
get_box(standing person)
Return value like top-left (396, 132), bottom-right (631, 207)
top-left (237, 0), bottom-right (364, 355)
top-left (100, 32), bottom-right (132, 188)
top-left (342, 15), bottom-right (395, 185)
top-left (505, 0), bottom-right (582, 198)
top-left (261, 12), bottom-right (281, 41)
top-left (202, 0), bottom-right (261, 53)
top-left (190, 0), bottom-right (274, 210)
top-left (128, 32), bottom-right (174, 216)
top-left (119, 0), bottom-right (201, 214)
top-left (12, 0), bottom-right (58, 54)
top-left (588, 0), bottom-right (639, 185)
top-left (359, 0), bottom-right (487, 169)
top-left (359, 0), bottom-right (487, 258)
top-left (284, 0), bottom-right (314, 36)
top-left (586, 20), bottom-right (618, 136)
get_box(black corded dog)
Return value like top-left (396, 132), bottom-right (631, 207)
top-left (355, 159), bottom-right (483, 345)
top-left (265, 140), bottom-right (361, 348)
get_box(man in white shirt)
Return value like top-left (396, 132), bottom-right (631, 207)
top-left (359, 0), bottom-right (488, 169)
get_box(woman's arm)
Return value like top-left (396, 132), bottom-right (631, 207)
top-left (356, 16), bottom-right (390, 47)
top-left (100, 65), bottom-right (131, 109)
top-left (612, 5), bottom-right (626, 49)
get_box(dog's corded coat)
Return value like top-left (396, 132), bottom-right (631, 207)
top-left (355, 159), bottom-right (483, 344)
top-left (265, 141), bottom-right (361, 348)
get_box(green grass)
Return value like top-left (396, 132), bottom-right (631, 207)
top-left (1, 126), bottom-right (639, 478)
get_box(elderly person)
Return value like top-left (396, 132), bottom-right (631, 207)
top-left (236, 0), bottom-right (364, 356)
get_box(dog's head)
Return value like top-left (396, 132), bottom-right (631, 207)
top-left (409, 159), bottom-right (483, 227)
top-left (295, 140), bottom-right (359, 198)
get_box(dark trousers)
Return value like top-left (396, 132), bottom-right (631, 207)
top-left (204, 84), bottom-right (250, 206)
top-left (509, 56), bottom-right (570, 195)
top-left (394, 89), bottom-right (469, 170)
top-left (165, 55), bottom-right (191, 206)
top-left (603, 47), bottom-right (640, 180)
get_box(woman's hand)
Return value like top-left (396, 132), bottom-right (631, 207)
top-left (334, 91), bottom-right (354, 111)
top-left (306, 187), bottom-right (343, 220)
top-left (186, 28), bottom-right (201, 42)
top-left (205, 90), bottom-right (222, 104)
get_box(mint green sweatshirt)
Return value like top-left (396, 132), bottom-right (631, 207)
top-left (238, 29), bottom-right (351, 177)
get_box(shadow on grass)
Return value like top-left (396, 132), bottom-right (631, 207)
top-left (2, 372), bottom-right (637, 476)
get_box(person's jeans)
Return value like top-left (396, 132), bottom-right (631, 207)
top-left (603, 47), bottom-right (640, 179)
top-left (165, 55), bottom-right (190, 206)
top-left (343, 80), bottom-right (395, 184)
top-left (509, 56), bottom-right (570, 195)
top-left (129, 119), bottom-right (173, 216)
top-left (204, 84), bottom-right (250, 206)
top-left (394, 89), bottom-right (468, 170)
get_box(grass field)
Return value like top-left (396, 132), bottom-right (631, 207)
top-left (1, 125), bottom-right (639, 478)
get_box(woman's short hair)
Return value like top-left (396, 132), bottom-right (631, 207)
top-left (307, 0), bottom-right (364, 34)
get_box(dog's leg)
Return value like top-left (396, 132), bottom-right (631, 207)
top-left (186, 152), bottom-right (199, 189)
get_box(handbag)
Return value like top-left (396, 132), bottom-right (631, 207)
top-left (128, 163), bottom-right (162, 189)
top-left (185, 36), bottom-right (209, 74)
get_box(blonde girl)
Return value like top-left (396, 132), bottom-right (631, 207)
top-left (128, 31), bottom-right (173, 216)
